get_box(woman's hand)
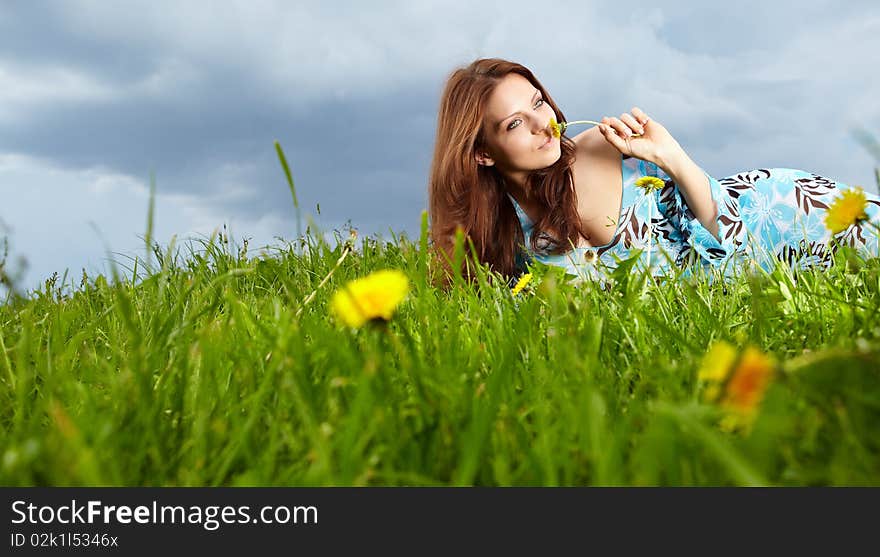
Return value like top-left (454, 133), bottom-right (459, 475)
top-left (598, 107), bottom-right (682, 168)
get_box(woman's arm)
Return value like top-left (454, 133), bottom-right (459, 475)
top-left (599, 108), bottom-right (720, 241)
top-left (656, 146), bottom-right (720, 241)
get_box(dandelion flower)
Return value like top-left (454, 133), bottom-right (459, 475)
top-left (721, 346), bottom-right (775, 418)
top-left (698, 341), bottom-right (738, 383)
top-left (548, 118), bottom-right (562, 138)
top-left (698, 342), bottom-right (775, 431)
top-left (824, 187), bottom-right (868, 234)
top-left (698, 341), bottom-right (739, 402)
top-left (511, 272), bottom-right (532, 295)
top-left (635, 176), bottom-right (665, 194)
top-left (330, 269), bottom-right (409, 328)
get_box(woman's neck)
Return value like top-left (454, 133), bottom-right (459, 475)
top-left (501, 170), bottom-right (533, 203)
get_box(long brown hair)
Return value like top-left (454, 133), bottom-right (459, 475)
top-left (428, 58), bottom-right (589, 287)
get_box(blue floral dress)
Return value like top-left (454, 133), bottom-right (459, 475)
top-left (509, 155), bottom-right (880, 282)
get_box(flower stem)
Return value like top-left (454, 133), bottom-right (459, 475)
top-left (562, 120), bottom-right (645, 137)
top-left (646, 201), bottom-right (653, 271)
top-left (295, 230), bottom-right (357, 318)
top-left (562, 120), bottom-right (605, 129)
top-left (866, 220), bottom-right (880, 258)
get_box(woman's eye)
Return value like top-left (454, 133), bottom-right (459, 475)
top-left (507, 99), bottom-right (544, 131)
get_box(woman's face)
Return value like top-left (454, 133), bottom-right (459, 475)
top-left (476, 73), bottom-right (562, 176)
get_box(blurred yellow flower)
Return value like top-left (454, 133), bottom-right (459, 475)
top-left (721, 346), bottom-right (775, 417)
top-left (698, 341), bottom-right (738, 402)
top-left (635, 176), bottom-right (665, 193)
top-left (511, 272), bottom-right (532, 295)
top-left (330, 269), bottom-right (409, 328)
top-left (698, 341), bottom-right (738, 382)
top-left (697, 342), bottom-right (776, 430)
top-left (824, 187), bottom-right (868, 234)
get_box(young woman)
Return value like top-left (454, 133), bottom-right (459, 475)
top-left (428, 57), bottom-right (880, 285)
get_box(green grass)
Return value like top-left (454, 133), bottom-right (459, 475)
top-left (1, 148), bottom-right (880, 486)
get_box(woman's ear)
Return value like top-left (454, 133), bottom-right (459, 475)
top-left (475, 152), bottom-right (495, 167)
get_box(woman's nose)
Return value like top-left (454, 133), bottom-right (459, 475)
top-left (531, 115), bottom-right (550, 133)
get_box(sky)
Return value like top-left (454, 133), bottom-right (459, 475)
top-left (2, 0), bottom-right (879, 297)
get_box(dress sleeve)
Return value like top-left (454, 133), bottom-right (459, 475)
top-left (649, 161), bottom-right (740, 271)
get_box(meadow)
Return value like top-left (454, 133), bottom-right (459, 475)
top-left (1, 145), bottom-right (879, 487)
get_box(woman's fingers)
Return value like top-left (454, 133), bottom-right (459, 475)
top-left (602, 116), bottom-right (634, 138)
top-left (599, 123), bottom-right (627, 152)
top-left (631, 107), bottom-right (649, 125)
top-left (620, 113), bottom-right (644, 135)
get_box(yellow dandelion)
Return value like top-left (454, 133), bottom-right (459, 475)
top-left (698, 340), bottom-right (738, 402)
top-left (330, 269), bottom-right (409, 328)
top-left (698, 342), bottom-right (776, 431)
top-left (825, 187), bottom-right (869, 234)
top-left (635, 176), bottom-right (665, 193)
top-left (548, 117), bottom-right (562, 139)
top-left (720, 346), bottom-right (775, 418)
top-left (511, 272), bottom-right (532, 295)
top-left (698, 341), bottom-right (738, 383)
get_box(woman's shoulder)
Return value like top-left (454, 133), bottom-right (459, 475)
top-left (571, 126), bottom-right (603, 152)
top-left (571, 126), bottom-right (623, 167)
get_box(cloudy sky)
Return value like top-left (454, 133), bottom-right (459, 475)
top-left (2, 0), bottom-right (879, 296)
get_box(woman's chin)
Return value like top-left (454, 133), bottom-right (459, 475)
top-left (540, 147), bottom-right (562, 164)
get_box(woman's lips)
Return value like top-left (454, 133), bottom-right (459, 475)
top-left (538, 136), bottom-right (554, 150)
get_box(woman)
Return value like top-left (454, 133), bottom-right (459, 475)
top-left (428, 57), bottom-right (880, 286)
